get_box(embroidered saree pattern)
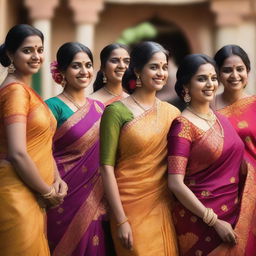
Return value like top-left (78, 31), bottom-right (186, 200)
top-left (219, 96), bottom-right (256, 166)
top-left (0, 83), bottom-right (56, 256)
top-left (101, 100), bottom-right (180, 256)
top-left (168, 113), bottom-right (256, 255)
top-left (47, 98), bottom-right (114, 256)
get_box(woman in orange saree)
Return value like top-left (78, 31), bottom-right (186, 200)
top-left (100, 41), bottom-right (180, 256)
top-left (91, 43), bottom-right (130, 105)
top-left (0, 24), bottom-right (66, 255)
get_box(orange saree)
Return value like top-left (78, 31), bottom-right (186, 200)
top-left (0, 83), bottom-right (56, 255)
top-left (101, 100), bottom-right (180, 256)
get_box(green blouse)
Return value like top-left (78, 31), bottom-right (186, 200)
top-left (45, 97), bottom-right (74, 128)
top-left (100, 101), bottom-right (134, 166)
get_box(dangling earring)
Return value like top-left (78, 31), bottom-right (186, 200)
top-left (8, 61), bottom-right (16, 74)
top-left (136, 75), bottom-right (142, 87)
top-left (103, 73), bottom-right (107, 84)
top-left (61, 75), bottom-right (67, 87)
top-left (184, 88), bottom-right (191, 103)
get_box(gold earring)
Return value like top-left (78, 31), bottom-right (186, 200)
top-left (8, 61), bottom-right (16, 73)
top-left (61, 76), bottom-right (67, 87)
top-left (184, 89), bottom-right (191, 103)
top-left (103, 73), bottom-right (107, 84)
top-left (136, 75), bottom-right (141, 87)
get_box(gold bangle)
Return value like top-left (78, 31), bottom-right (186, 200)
top-left (42, 187), bottom-right (55, 198)
top-left (117, 217), bottom-right (128, 227)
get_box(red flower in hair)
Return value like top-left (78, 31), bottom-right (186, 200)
top-left (50, 61), bottom-right (63, 85)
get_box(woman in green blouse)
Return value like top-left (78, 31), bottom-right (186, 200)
top-left (100, 41), bottom-right (180, 256)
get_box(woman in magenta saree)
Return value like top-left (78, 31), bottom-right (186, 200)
top-left (46, 42), bottom-right (114, 256)
top-left (213, 45), bottom-right (256, 167)
top-left (168, 114), bottom-right (256, 255)
top-left (167, 54), bottom-right (256, 256)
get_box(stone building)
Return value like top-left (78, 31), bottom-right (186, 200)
top-left (1, 0), bottom-right (256, 99)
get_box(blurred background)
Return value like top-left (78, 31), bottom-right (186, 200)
top-left (0, 0), bottom-right (256, 102)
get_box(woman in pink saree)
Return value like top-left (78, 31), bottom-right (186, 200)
top-left (213, 45), bottom-right (256, 167)
top-left (167, 54), bottom-right (256, 255)
top-left (46, 42), bottom-right (114, 256)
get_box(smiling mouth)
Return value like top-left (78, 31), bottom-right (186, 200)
top-left (228, 80), bottom-right (241, 84)
top-left (202, 90), bottom-right (214, 96)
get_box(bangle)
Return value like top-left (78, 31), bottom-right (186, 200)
top-left (42, 187), bottom-right (55, 199)
top-left (203, 208), bottom-right (218, 226)
top-left (117, 217), bottom-right (128, 227)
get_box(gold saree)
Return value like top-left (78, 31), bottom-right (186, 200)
top-left (0, 83), bottom-right (56, 255)
top-left (111, 101), bottom-right (179, 256)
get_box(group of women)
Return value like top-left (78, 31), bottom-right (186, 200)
top-left (0, 23), bottom-right (256, 256)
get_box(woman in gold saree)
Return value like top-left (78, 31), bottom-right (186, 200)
top-left (100, 41), bottom-right (180, 256)
top-left (0, 24), bottom-right (67, 255)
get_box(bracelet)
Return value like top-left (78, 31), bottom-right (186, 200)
top-left (42, 187), bottom-right (55, 199)
top-left (203, 208), bottom-right (218, 226)
top-left (117, 217), bottom-right (128, 227)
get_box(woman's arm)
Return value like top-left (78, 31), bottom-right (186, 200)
top-left (168, 174), bottom-right (237, 244)
top-left (6, 122), bottom-right (52, 194)
top-left (101, 165), bottom-right (133, 250)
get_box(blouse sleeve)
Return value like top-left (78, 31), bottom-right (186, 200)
top-left (100, 104), bottom-right (123, 166)
top-left (167, 118), bottom-right (192, 175)
top-left (2, 84), bottom-right (30, 126)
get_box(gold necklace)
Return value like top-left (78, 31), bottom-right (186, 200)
top-left (62, 92), bottom-right (86, 110)
top-left (103, 86), bottom-right (122, 97)
top-left (187, 106), bottom-right (215, 123)
top-left (130, 95), bottom-right (155, 111)
top-left (187, 106), bottom-right (224, 137)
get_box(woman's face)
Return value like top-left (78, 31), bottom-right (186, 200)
top-left (187, 63), bottom-right (218, 104)
top-left (11, 35), bottom-right (44, 75)
top-left (64, 51), bottom-right (93, 90)
top-left (139, 51), bottom-right (168, 92)
top-left (219, 55), bottom-right (248, 92)
top-left (103, 48), bottom-right (130, 84)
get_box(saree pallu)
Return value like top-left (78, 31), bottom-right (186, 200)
top-left (168, 114), bottom-right (256, 256)
top-left (219, 96), bottom-right (256, 167)
top-left (112, 101), bottom-right (179, 256)
top-left (0, 83), bottom-right (56, 256)
top-left (47, 99), bottom-right (114, 256)
top-left (104, 95), bottom-right (123, 106)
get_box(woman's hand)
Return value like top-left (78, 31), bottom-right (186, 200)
top-left (117, 221), bottom-right (133, 250)
top-left (53, 177), bottom-right (68, 198)
top-left (213, 219), bottom-right (237, 245)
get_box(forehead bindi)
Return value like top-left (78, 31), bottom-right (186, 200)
top-left (110, 48), bottom-right (129, 58)
top-left (223, 55), bottom-right (245, 67)
top-left (20, 35), bottom-right (43, 48)
top-left (72, 52), bottom-right (91, 63)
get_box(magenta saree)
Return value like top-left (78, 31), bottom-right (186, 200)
top-left (167, 113), bottom-right (256, 256)
top-left (219, 96), bottom-right (256, 167)
top-left (47, 98), bottom-right (114, 256)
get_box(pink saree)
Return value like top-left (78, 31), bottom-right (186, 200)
top-left (167, 113), bottom-right (256, 255)
top-left (47, 99), bottom-right (114, 256)
top-left (219, 95), bottom-right (256, 167)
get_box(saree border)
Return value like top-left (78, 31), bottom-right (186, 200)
top-left (52, 176), bottom-right (104, 256)
top-left (53, 99), bottom-right (91, 141)
top-left (219, 95), bottom-right (256, 117)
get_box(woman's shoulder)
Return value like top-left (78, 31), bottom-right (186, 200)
top-left (159, 100), bottom-right (181, 116)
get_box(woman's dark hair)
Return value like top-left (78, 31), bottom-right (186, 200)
top-left (175, 54), bottom-right (218, 101)
top-left (57, 42), bottom-right (93, 72)
top-left (123, 41), bottom-right (169, 94)
top-left (93, 43), bottom-right (129, 92)
top-left (0, 24), bottom-right (44, 67)
top-left (214, 44), bottom-right (250, 72)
